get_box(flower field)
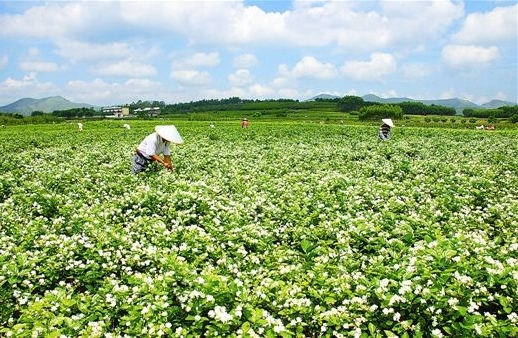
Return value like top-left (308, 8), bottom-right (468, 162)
top-left (1, 120), bottom-right (517, 337)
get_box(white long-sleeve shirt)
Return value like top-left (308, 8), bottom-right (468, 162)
top-left (137, 132), bottom-right (171, 159)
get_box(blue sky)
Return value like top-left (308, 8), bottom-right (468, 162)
top-left (0, 0), bottom-right (516, 107)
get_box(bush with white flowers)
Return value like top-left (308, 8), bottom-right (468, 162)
top-left (0, 120), bottom-right (517, 337)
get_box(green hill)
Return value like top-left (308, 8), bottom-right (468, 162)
top-left (0, 96), bottom-right (97, 116)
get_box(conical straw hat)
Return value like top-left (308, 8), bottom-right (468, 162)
top-left (155, 125), bottom-right (183, 144)
top-left (382, 118), bottom-right (394, 127)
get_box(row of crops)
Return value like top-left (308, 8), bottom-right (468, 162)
top-left (1, 121), bottom-right (517, 337)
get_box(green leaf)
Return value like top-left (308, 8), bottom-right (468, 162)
top-left (498, 296), bottom-right (512, 313)
top-left (45, 331), bottom-right (62, 338)
top-left (368, 322), bottom-right (376, 333)
top-left (241, 321), bottom-right (251, 333)
top-left (301, 239), bottom-right (313, 253)
top-left (457, 306), bottom-right (467, 316)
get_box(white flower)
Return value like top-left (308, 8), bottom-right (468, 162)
top-left (447, 297), bottom-right (459, 307)
top-left (432, 329), bottom-right (443, 337)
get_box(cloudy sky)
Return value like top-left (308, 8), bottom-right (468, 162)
top-left (0, 0), bottom-right (516, 107)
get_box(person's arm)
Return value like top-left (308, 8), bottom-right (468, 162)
top-left (164, 155), bottom-right (173, 171)
top-left (150, 154), bottom-right (172, 170)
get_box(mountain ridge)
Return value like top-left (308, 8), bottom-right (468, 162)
top-left (0, 96), bottom-right (97, 116)
top-left (308, 93), bottom-right (516, 113)
top-left (1, 94), bottom-right (516, 116)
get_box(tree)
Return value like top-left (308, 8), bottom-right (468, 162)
top-left (358, 104), bottom-right (403, 121)
top-left (399, 101), bottom-right (427, 115)
top-left (337, 96), bottom-right (365, 112)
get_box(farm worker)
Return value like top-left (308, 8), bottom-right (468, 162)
top-left (241, 118), bottom-right (249, 128)
top-left (131, 125), bottom-right (183, 174)
top-left (123, 123), bottom-right (131, 130)
top-left (378, 118), bottom-right (394, 141)
top-left (77, 122), bottom-right (83, 131)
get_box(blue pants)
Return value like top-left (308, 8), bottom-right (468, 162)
top-left (131, 152), bottom-right (151, 174)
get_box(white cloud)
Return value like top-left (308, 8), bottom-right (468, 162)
top-left (271, 76), bottom-right (289, 88)
top-left (379, 0), bottom-right (464, 41)
top-left (203, 87), bottom-right (249, 100)
top-left (120, 2), bottom-right (288, 44)
top-left (66, 78), bottom-right (172, 106)
top-left (184, 52), bottom-right (220, 67)
top-left (55, 40), bottom-right (135, 62)
top-left (228, 69), bottom-right (254, 86)
top-left (0, 2), bottom-right (126, 41)
top-left (18, 47), bottom-right (63, 72)
top-left (19, 61), bottom-right (60, 72)
top-left (441, 45), bottom-right (500, 70)
top-left (340, 53), bottom-right (397, 81)
top-left (95, 60), bottom-right (157, 77)
top-left (116, 1), bottom-right (465, 51)
top-left (401, 63), bottom-right (433, 79)
top-left (453, 4), bottom-right (518, 44)
top-left (170, 70), bottom-right (212, 86)
top-left (248, 83), bottom-right (275, 97)
top-left (0, 3), bottom-right (80, 39)
top-left (233, 54), bottom-right (258, 68)
top-left (0, 73), bottom-right (60, 102)
top-left (279, 56), bottom-right (337, 80)
top-left (277, 87), bottom-right (303, 99)
top-left (494, 91), bottom-right (507, 101)
top-left (440, 88), bottom-right (456, 99)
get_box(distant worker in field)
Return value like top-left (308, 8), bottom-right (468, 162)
top-left (123, 123), bottom-right (131, 130)
top-left (241, 118), bottom-right (249, 128)
top-left (131, 125), bottom-right (183, 174)
top-left (378, 118), bottom-right (394, 141)
top-left (77, 122), bottom-right (83, 131)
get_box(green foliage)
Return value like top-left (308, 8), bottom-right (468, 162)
top-left (0, 121), bottom-right (517, 337)
top-left (52, 107), bottom-right (96, 118)
top-left (337, 95), bottom-right (365, 112)
top-left (358, 104), bottom-right (403, 121)
top-left (510, 114), bottom-right (518, 123)
top-left (463, 105), bottom-right (518, 118)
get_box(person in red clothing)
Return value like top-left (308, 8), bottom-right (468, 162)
top-left (241, 118), bottom-right (249, 128)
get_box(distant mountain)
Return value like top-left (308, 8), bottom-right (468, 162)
top-left (481, 99), bottom-right (517, 109)
top-left (307, 93), bottom-right (341, 101)
top-left (361, 94), bottom-right (516, 113)
top-left (362, 94), bottom-right (414, 105)
top-left (0, 96), bottom-right (97, 116)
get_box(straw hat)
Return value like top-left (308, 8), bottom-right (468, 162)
top-left (155, 125), bottom-right (183, 144)
top-left (382, 118), bottom-right (394, 127)
top-left (242, 118), bottom-right (248, 121)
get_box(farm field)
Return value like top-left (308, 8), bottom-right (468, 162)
top-left (0, 120), bottom-right (517, 337)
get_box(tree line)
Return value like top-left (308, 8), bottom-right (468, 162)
top-left (463, 106), bottom-right (518, 118)
top-left (1, 95), bottom-right (516, 123)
